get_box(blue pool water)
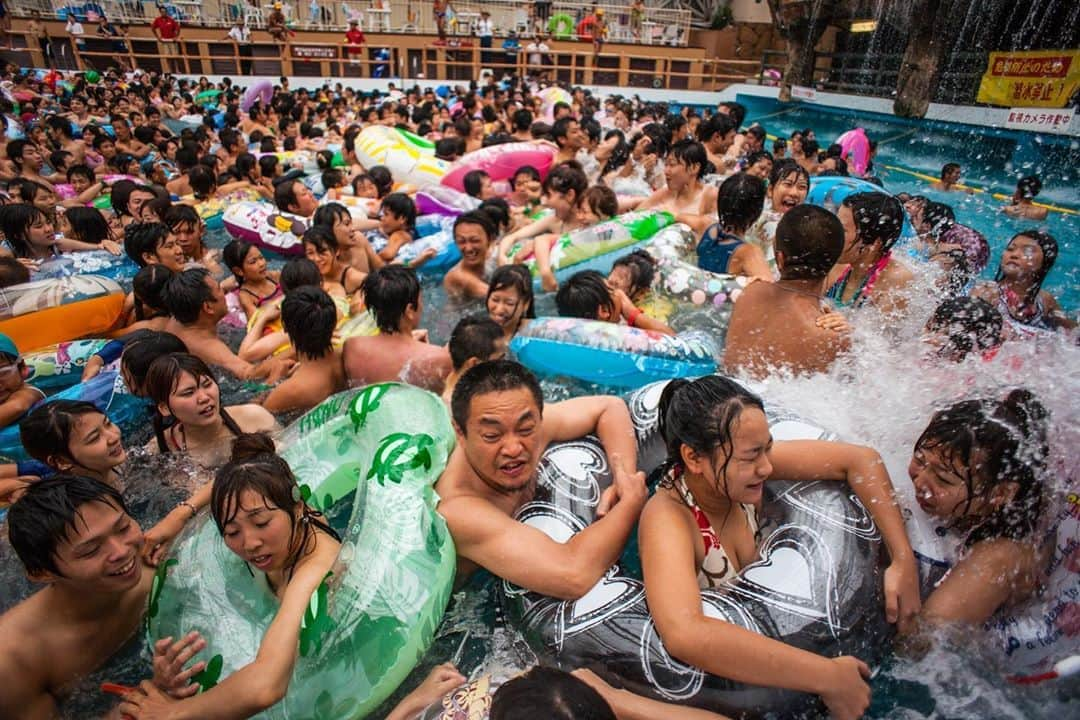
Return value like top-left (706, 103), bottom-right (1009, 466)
top-left (737, 95), bottom-right (1079, 311)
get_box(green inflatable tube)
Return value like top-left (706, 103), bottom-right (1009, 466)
top-left (331, 150), bottom-right (346, 167)
top-left (523, 210), bottom-right (675, 279)
top-left (146, 383), bottom-right (457, 719)
top-left (195, 89), bottom-right (222, 104)
top-left (548, 13), bottom-right (575, 40)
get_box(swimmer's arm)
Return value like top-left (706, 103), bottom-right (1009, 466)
top-left (0, 386), bottom-right (42, 427)
top-left (377, 231), bottom-right (410, 261)
top-left (911, 539), bottom-right (1027, 631)
top-left (673, 213), bottom-right (712, 238)
top-left (143, 480), bottom-right (215, 565)
top-left (141, 561), bottom-right (329, 719)
top-left (55, 236), bottom-right (121, 255)
top-left (442, 488), bottom-right (640, 599)
top-left (261, 376), bottom-right (308, 415)
top-left (616, 194), bottom-right (645, 213)
top-left (1042, 293), bottom-right (1077, 330)
top-left (770, 441), bottom-right (920, 629)
top-left (499, 214), bottom-right (557, 256)
top-left (533, 232), bottom-right (559, 291)
top-left (238, 311), bottom-right (283, 363)
top-left (60, 180), bottom-right (106, 207)
top-left (546, 396), bottom-right (640, 477)
top-left (572, 668), bottom-right (729, 720)
top-left (639, 497), bottom-right (840, 693)
top-left (729, 243), bottom-right (772, 282)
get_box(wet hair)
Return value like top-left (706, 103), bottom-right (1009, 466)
top-left (109, 180), bottom-right (137, 217)
top-left (697, 112), bottom-right (735, 144)
top-left (995, 230), bottom-right (1058, 302)
top-left (489, 665), bottom-right (615, 720)
top-left (579, 185), bottom-right (618, 219)
top-left (20, 400), bottom-right (108, 468)
top-left (367, 165), bottom-right (394, 198)
top-left (478, 198), bottom-right (511, 232)
top-left (801, 139), bottom-right (820, 158)
top-left (745, 150), bottom-right (773, 169)
top-left (120, 330), bottom-right (188, 395)
top-left (555, 270), bottom-right (614, 320)
top-left (449, 314), bottom-right (504, 371)
top-left (1016, 175), bottom-right (1042, 199)
top-left (381, 192), bottom-right (417, 230)
top-left (769, 158), bottom-right (809, 188)
top-left (311, 202), bottom-right (351, 230)
top-left (922, 201), bottom-right (955, 237)
top-left (841, 192), bottom-right (904, 253)
top-left (123, 222), bottom-right (171, 267)
top-left (164, 203), bottom-right (202, 234)
top-left (716, 173), bottom-right (766, 234)
top-left (143, 353), bottom-right (217, 412)
top-left (280, 257), bottom-right (323, 292)
top-left (657, 375), bottom-right (765, 501)
top-left (940, 162), bottom-right (961, 179)
top-left (487, 264), bottom-right (535, 320)
top-left (188, 165), bottom-right (219, 201)
top-left (512, 165), bottom-right (541, 188)
top-left (222, 239), bottom-right (257, 283)
top-left (362, 265), bottom-right (421, 333)
top-left (0, 256), bottom-right (31, 287)
top-left (542, 163), bottom-right (588, 200)
top-left (774, 205), bottom-right (845, 280)
top-left (450, 359), bottom-right (543, 433)
top-left (669, 139), bottom-right (708, 179)
top-left (929, 246), bottom-right (972, 295)
top-left (0, 203), bottom-right (48, 258)
top-left (211, 433), bottom-right (338, 577)
top-left (142, 196), bottom-right (173, 223)
top-left (273, 179), bottom-right (303, 213)
top-left (282, 286), bottom-right (336, 359)
top-left (258, 154), bottom-right (279, 179)
top-left (162, 267), bottom-right (214, 324)
top-left (7, 475), bottom-right (130, 577)
top-left (611, 249), bottom-right (657, 298)
top-left (17, 179), bottom-right (53, 204)
top-left (512, 108), bottom-right (533, 132)
top-left (463, 169), bottom-right (490, 198)
top-left (66, 163), bottom-right (95, 184)
top-left (718, 101), bottom-right (747, 128)
top-left (454, 209), bottom-right (496, 243)
top-left (926, 296), bottom-right (1003, 361)
top-left (132, 264), bottom-right (174, 321)
top-left (914, 389), bottom-right (1048, 545)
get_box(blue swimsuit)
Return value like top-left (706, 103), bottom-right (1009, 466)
top-left (697, 224), bottom-right (745, 275)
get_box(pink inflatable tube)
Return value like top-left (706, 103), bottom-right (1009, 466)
top-left (440, 143), bottom-right (556, 193)
top-left (54, 174), bottom-right (140, 200)
top-left (415, 185), bottom-right (482, 216)
top-left (240, 80), bottom-right (274, 113)
top-left (837, 127), bottom-right (871, 177)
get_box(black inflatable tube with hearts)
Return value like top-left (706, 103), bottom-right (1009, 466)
top-left (500, 380), bottom-right (894, 718)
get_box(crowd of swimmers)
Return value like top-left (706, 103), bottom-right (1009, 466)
top-left (0, 65), bottom-right (1074, 719)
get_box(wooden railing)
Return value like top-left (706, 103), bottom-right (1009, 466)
top-left (1, 22), bottom-right (760, 91)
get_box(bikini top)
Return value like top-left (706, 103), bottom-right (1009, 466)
top-left (826, 251), bottom-right (892, 308)
top-left (671, 467), bottom-right (760, 590)
top-left (996, 284), bottom-right (1053, 333)
top-left (154, 406), bottom-right (243, 454)
top-left (697, 225), bottom-right (744, 275)
top-left (240, 281), bottom-right (283, 308)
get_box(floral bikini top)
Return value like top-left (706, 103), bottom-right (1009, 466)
top-left (670, 466), bottom-right (760, 590)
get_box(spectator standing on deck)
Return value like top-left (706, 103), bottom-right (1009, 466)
top-left (433, 0), bottom-right (449, 42)
top-left (151, 5), bottom-right (182, 74)
top-left (27, 12), bottom-right (53, 69)
top-left (344, 18), bottom-right (366, 70)
top-left (65, 14), bottom-right (86, 59)
top-left (224, 16), bottom-right (252, 75)
top-left (631, 0), bottom-right (645, 41)
top-left (525, 33), bottom-right (550, 82)
top-left (476, 10), bottom-right (494, 66)
top-left (267, 3), bottom-right (290, 47)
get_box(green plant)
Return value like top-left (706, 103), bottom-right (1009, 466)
top-left (711, 3), bottom-right (734, 30)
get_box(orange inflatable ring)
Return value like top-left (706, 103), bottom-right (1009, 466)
top-left (0, 275), bottom-right (124, 352)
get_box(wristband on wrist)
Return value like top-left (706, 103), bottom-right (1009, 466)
top-left (178, 501), bottom-right (198, 519)
top-left (626, 307), bottom-right (642, 327)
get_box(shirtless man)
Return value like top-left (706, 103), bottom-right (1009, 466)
top-left (724, 205), bottom-right (851, 379)
top-left (263, 287), bottom-right (346, 414)
top-left (441, 315), bottom-right (507, 405)
top-left (443, 210), bottom-right (495, 301)
top-left (7, 139), bottom-right (55, 190)
top-left (0, 477), bottom-right (205, 719)
top-left (162, 268), bottom-right (293, 383)
top-left (929, 162), bottom-right (972, 193)
top-left (696, 112), bottom-right (736, 175)
top-left (343, 265), bottom-right (452, 393)
top-left (639, 139), bottom-right (718, 218)
top-left (436, 360), bottom-right (647, 597)
top-left (112, 117), bottom-right (151, 161)
top-left (45, 115), bottom-right (87, 165)
top-left (274, 178), bottom-right (321, 219)
top-left (1002, 174), bottom-right (1048, 221)
top-left (551, 116), bottom-right (588, 166)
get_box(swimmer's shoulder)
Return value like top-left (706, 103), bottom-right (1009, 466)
top-left (229, 403), bottom-right (278, 433)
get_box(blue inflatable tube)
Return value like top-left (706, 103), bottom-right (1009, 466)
top-left (368, 215), bottom-right (462, 279)
top-left (509, 317), bottom-right (718, 388)
top-left (34, 250), bottom-right (140, 283)
top-left (0, 371), bottom-right (150, 462)
top-left (806, 176), bottom-right (917, 243)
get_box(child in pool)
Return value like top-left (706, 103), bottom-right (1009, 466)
top-left (223, 239), bottom-right (282, 321)
top-left (486, 264), bottom-right (535, 340)
top-left (744, 159), bottom-right (810, 275)
top-left (312, 203), bottom-right (385, 274)
top-left (123, 221), bottom-right (186, 272)
top-left (302, 225), bottom-right (366, 314)
top-left (970, 230), bottom-right (1074, 336)
top-left (607, 249), bottom-right (658, 306)
top-left (694, 173), bottom-right (772, 281)
top-left (638, 376), bottom-right (920, 720)
top-left (165, 205), bottom-right (222, 276)
top-left (121, 433), bottom-right (464, 718)
top-left (262, 287), bottom-right (347, 415)
top-left (114, 264), bottom-right (173, 336)
top-left (825, 191), bottom-right (913, 315)
top-left (20, 400), bottom-right (127, 489)
top-left (922, 296), bottom-right (1003, 363)
top-left (556, 269), bottom-right (675, 336)
top-left (0, 333), bottom-right (46, 430)
top-left (900, 389), bottom-right (1049, 633)
top-left (508, 165), bottom-right (543, 215)
top-left (443, 209), bottom-right (497, 301)
top-left (1002, 175), bottom-right (1048, 221)
top-left (376, 192), bottom-right (419, 262)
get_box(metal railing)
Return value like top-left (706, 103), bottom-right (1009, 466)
top-left (7, 0), bottom-right (692, 46)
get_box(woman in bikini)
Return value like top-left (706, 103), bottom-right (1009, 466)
top-left (825, 191), bottom-right (914, 316)
top-left (223, 239), bottom-right (283, 322)
top-left (970, 230), bottom-right (1074, 338)
top-left (639, 376), bottom-right (920, 720)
